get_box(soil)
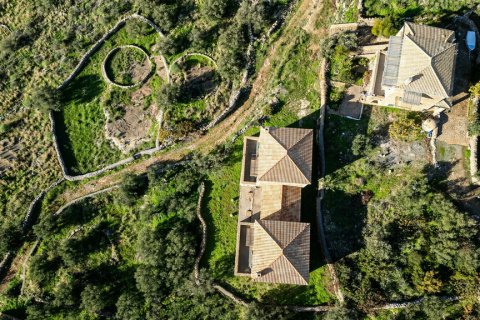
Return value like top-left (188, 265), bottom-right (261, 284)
top-left (104, 85), bottom-right (158, 153)
top-left (437, 99), bottom-right (469, 146)
top-left (175, 63), bottom-right (218, 100)
top-left (130, 58), bottom-right (151, 83)
top-left (152, 55), bottom-right (169, 81)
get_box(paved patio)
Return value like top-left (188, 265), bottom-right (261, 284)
top-left (329, 84), bottom-right (364, 120)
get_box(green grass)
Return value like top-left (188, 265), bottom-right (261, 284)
top-left (56, 21), bottom-right (161, 174)
top-left (199, 25), bottom-right (335, 305)
top-left (203, 132), bottom-right (334, 305)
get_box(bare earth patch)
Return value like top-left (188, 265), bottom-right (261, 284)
top-left (130, 58), bottom-right (151, 83)
top-left (437, 100), bottom-right (469, 146)
top-left (104, 86), bottom-right (158, 153)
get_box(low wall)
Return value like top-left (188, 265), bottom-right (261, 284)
top-left (50, 14), bottom-right (171, 181)
top-left (22, 178), bottom-right (64, 230)
top-left (194, 182), bottom-right (206, 285)
top-left (101, 45), bottom-right (153, 89)
top-left (469, 98), bottom-right (479, 184)
top-left (54, 185), bottom-right (120, 216)
top-left (168, 52), bottom-right (217, 75)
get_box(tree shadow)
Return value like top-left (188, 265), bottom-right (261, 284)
top-left (324, 105), bottom-right (373, 175)
top-left (51, 111), bottom-right (79, 175)
top-left (322, 190), bottom-right (367, 262)
top-left (179, 70), bottom-right (219, 101)
top-left (57, 199), bottom-right (104, 229)
top-left (423, 161), bottom-right (480, 220)
top-left (61, 74), bottom-right (104, 105)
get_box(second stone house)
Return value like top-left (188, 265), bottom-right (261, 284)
top-left (234, 126), bottom-right (313, 285)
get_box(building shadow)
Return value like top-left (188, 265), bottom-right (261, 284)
top-left (423, 161), bottom-right (480, 221)
top-left (322, 189), bottom-right (367, 262)
top-left (61, 74), bottom-right (104, 105)
top-left (324, 105), bottom-right (373, 175)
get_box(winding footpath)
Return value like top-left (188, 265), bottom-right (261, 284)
top-left (3, 0), bottom-right (466, 315)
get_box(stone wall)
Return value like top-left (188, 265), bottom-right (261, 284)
top-left (50, 14), bottom-right (171, 182)
top-left (22, 178), bottom-right (64, 230)
top-left (101, 45), bottom-right (153, 89)
top-left (194, 182), bottom-right (206, 286)
top-left (469, 98), bottom-right (479, 184)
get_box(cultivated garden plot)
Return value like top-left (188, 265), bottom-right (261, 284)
top-left (54, 19), bottom-right (227, 176)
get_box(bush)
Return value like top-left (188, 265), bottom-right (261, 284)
top-left (119, 173), bottom-right (148, 205)
top-left (216, 23), bottom-right (248, 80)
top-left (200, 0), bottom-right (229, 20)
top-left (351, 134), bottom-right (369, 156)
top-left (23, 85), bottom-right (61, 113)
top-left (156, 83), bottom-right (181, 113)
top-left (330, 45), bottom-right (354, 83)
top-left (0, 123), bottom-right (10, 135)
top-left (389, 113), bottom-right (423, 142)
top-left (371, 17), bottom-right (397, 37)
top-left (329, 87), bottom-right (344, 110)
top-left (0, 221), bottom-right (22, 256)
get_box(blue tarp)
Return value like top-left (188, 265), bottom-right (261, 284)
top-left (467, 31), bottom-right (476, 51)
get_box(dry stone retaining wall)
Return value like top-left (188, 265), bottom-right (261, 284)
top-left (22, 178), bottom-right (64, 230)
top-left (469, 98), bottom-right (479, 184)
top-left (54, 185), bottom-right (120, 216)
top-left (101, 45), bottom-right (153, 89)
top-left (0, 24), bottom-right (11, 33)
top-left (50, 14), bottom-right (171, 181)
top-left (194, 182), bottom-right (206, 286)
top-left (168, 52), bottom-right (217, 74)
top-left (0, 252), bottom-right (13, 279)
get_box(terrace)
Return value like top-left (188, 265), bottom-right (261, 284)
top-left (240, 137), bottom-right (259, 185)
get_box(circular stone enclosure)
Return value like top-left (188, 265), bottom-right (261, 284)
top-left (103, 45), bottom-right (153, 88)
top-left (171, 54), bottom-right (218, 100)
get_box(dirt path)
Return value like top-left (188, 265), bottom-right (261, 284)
top-left (57, 0), bottom-right (325, 206)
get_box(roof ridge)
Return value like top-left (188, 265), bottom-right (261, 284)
top-left (283, 223), bottom-right (309, 248)
top-left (259, 155), bottom-right (309, 185)
top-left (282, 247), bottom-right (308, 283)
top-left (268, 127), bottom-right (310, 150)
top-left (269, 253), bottom-right (306, 284)
top-left (429, 44), bottom-right (456, 97)
top-left (406, 33), bottom-right (433, 58)
top-left (289, 130), bottom-right (312, 150)
top-left (256, 220), bottom-right (284, 249)
top-left (284, 154), bottom-right (310, 183)
top-left (431, 42), bottom-right (455, 59)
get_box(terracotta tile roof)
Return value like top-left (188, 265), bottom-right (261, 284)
top-left (257, 127), bottom-right (313, 186)
top-left (251, 220), bottom-right (310, 285)
top-left (260, 185), bottom-right (301, 221)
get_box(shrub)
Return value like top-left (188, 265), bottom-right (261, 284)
top-left (389, 113), bottom-right (423, 142)
top-left (372, 17), bottom-right (397, 38)
top-left (0, 123), bottom-right (10, 135)
top-left (331, 45), bottom-right (354, 83)
top-left (23, 85), bottom-right (61, 113)
top-left (329, 86), bottom-right (344, 110)
top-left (351, 134), bottom-right (369, 156)
top-left (119, 173), bottom-right (148, 205)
